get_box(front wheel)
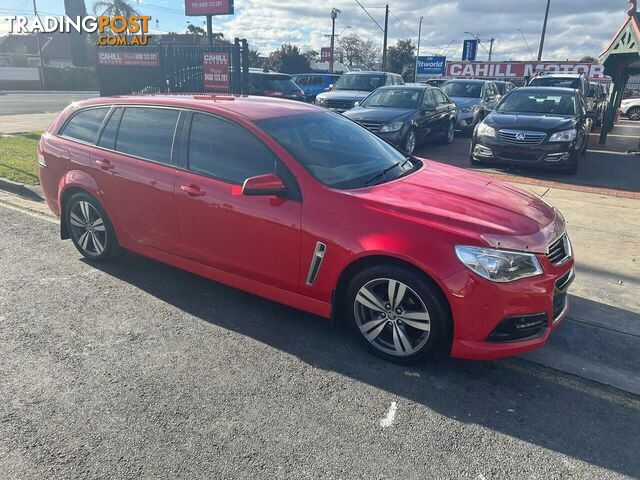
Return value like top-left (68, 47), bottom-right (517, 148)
top-left (346, 265), bottom-right (451, 363)
top-left (627, 107), bottom-right (640, 121)
top-left (403, 128), bottom-right (417, 156)
top-left (439, 119), bottom-right (455, 144)
top-left (65, 192), bottom-right (121, 261)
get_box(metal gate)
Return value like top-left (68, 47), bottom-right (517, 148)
top-left (96, 38), bottom-right (250, 96)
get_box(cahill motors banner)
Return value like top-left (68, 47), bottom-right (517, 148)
top-left (446, 61), bottom-right (607, 79)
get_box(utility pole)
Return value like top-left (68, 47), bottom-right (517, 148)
top-left (329, 8), bottom-right (340, 74)
top-left (382, 4), bottom-right (389, 71)
top-left (32, 0), bottom-right (45, 90)
top-left (488, 38), bottom-right (494, 61)
top-left (414, 15), bottom-right (423, 81)
top-left (537, 0), bottom-right (551, 61)
top-left (206, 15), bottom-right (213, 46)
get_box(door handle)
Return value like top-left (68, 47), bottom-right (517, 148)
top-left (181, 184), bottom-right (206, 197)
top-left (96, 159), bottom-right (113, 171)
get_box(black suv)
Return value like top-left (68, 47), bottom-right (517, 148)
top-left (471, 87), bottom-right (592, 174)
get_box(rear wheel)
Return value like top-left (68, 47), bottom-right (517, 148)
top-left (65, 192), bottom-right (121, 261)
top-left (627, 107), bottom-right (640, 121)
top-left (346, 264), bottom-right (451, 363)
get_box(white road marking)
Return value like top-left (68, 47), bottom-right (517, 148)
top-left (586, 149), bottom-right (634, 156)
top-left (379, 401), bottom-right (397, 428)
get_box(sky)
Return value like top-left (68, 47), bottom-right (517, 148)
top-left (0, 0), bottom-right (632, 61)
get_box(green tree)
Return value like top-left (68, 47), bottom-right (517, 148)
top-left (578, 55), bottom-right (597, 63)
top-left (303, 50), bottom-right (320, 62)
top-left (266, 44), bottom-right (310, 74)
top-left (186, 24), bottom-right (206, 36)
top-left (92, 0), bottom-right (139, 17)
top-left (248, 49), bottom-right (263, 68)
top-left (387, 39), bottom-right (415, 81)
top-left (336, 33), bottom-right (379, 67)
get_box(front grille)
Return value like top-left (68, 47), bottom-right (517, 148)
top-left (547, 234), bottom-right (571, 265)
top-left (325, 99), bottom-right (354, 111)
top-left (358, 120), bottom-right (383, 132)
top-left (499, 129), bottom-right (546, 145)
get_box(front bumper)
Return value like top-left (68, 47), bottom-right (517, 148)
top-left (443, 255), bottom-right (575, 360)
top-left (471, 134), bottom-right (579, 167)
top-left (456, 110), bottom-right (479, 129)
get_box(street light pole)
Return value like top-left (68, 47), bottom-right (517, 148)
top-left (414, 15), bottom-right (423, 81)
top-left (488, 37), bottom-right (494, 61)
top-left (537, 0), bottom-right (551, 61)
top-left (32, 0), bottom-right (45, 90)
top-left (382, 4), bottom-right (389, 71)
top-left (329, 8), bottom-right (340, 74)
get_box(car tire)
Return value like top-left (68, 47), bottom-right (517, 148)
top-left (439, 119), bottom-right (456, 144)
top-left (65, 192), bottom-right (121, 262)
top-left (627, 107), bottom-right (640, 121)
top-left (403, 128), bottom-right (417, 155)
top-left (345, 264), bottom-right (451, 363)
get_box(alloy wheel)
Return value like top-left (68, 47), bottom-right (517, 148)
top-left (69, 200), bottom-right (107, 256)
top-left (447, 121), bottom-right (455, 143)
top-left (629, 108), bottom-right (640, 121)
top-left (354, 278), bottom-right (431, 357)
top-left (405, 130), bottom-right (416, 155)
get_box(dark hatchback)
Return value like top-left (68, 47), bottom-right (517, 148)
top-left (471, 87), bottom-right (592, 174)
top-left (248, 70), bottom-right (305, 101)
top-left (342, 85), bottom-right (457, 155)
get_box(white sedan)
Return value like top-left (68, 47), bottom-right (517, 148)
top-left (620, 97), bottom-right (640, 120)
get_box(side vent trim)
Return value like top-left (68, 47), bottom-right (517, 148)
top-left (305, 241), bottom-right (327, 286)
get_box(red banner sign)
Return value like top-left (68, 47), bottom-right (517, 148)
top-left (97, 51), bottom-right (160, 67)
top-left (445, 61), bottom-right (607, 79)
top-left (203, 52), bottom-right (230, 91)
top-left (321, 48), bottom-right (332, 62)
top-left (185, 0), bottom-right (233, 16)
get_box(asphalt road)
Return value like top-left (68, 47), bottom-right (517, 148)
top-left (1, 204), bottom-right (640, 479)
top-left (0, 92), bottom-right (98, 116)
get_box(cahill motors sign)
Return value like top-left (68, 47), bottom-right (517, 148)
top-left (446, 61), bottom-right (607, 79)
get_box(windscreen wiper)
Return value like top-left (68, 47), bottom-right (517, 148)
top-left (364, 159), bottom-right (410, 186)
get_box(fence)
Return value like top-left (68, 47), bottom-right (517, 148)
top-left (95, 38), bottom-right (250, 97)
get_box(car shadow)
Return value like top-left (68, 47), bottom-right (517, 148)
top-left (87, 252), bottom-right (640, 477)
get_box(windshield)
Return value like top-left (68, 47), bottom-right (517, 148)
top-left (529, 77), bottom-right (580, 89)
top-left (266, 78), bottom-right (299, 93)
top-left (334, 74), bottom-right (386, 92)
top-left (257, 111), bottom-right (414, 189)
top-left (442, 82), bottom-right (483, 98)
top-left (362, 88), bottom-right (421, 109)
top-left (497, 91), bottom-right (577, 115)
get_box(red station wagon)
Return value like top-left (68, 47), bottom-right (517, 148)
top-left (38, 95), bottom-right (574, 362)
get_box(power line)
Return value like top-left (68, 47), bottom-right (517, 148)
top-left (389, 10), bottom-right (417, 37)
top-left (518, 29), bottom-right (535, 61)
top-left (352, 0), bottom-right (384, 32)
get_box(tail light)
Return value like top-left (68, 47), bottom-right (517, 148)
top-left (37, 140), bottom-right (46, 167)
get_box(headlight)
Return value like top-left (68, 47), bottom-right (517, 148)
top-left (380, 121), bottom-right (404, 133)
top-left (460, 105), bottom-right (479, 113)
top-left (316, 97), bottom-right (326, 106)
top-left (476, 122), bottom-right (496, 137)
top-left (455, 245), bottom-right (543, 283)
top-left (549, 129), bottom-right (577, 142)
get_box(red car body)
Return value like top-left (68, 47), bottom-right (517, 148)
top-left (39, 95), bottom-right (574, 360)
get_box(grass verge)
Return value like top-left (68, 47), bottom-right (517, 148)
top-left (0, 131), bottom-right (42, 186)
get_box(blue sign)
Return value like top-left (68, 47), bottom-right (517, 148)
top-left (416, 56), bottom-right (447, 76)
top-left (462, 39), bottom-right (478, 61)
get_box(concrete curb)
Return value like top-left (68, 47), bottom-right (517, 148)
top-left (0, 178), bottom-right (44, 202)
top-left (522, 315), bottom-right (640, 396)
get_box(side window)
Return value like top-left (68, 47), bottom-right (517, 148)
top-left (97, 107), bottom-right (123, 149)
top-left (295, 76), bottom-right (308, 86)
top-left (396, 75), bottom-right (404, 85)
top-left (433, 89), bottom-right (447, 106)
top-left (188, 113), bottom-right (276, 184)
top-left (309, 76), bottom-right (323, 86)
top-left (423, 90), bottom-right (436, 109)
top-left (61, 107), bottom-right (109, 144)
top-left (116, 107), bottom-right (179, 165)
